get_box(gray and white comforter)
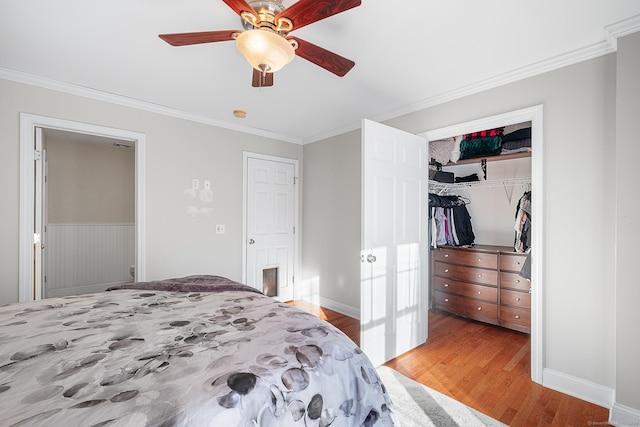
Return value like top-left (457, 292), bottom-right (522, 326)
top-left (0, 276), bottom-right (395, 426)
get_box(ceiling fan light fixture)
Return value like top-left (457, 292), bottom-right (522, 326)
top-left (235, 29), bottom-right (296, 73)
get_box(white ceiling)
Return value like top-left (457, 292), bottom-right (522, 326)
top-left (1, 0), bottom-right (639, 144)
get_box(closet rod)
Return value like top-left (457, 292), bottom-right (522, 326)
top-left (429, 177), bottom-right (531, 195)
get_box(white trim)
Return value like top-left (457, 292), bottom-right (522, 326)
top-left (302, 39), bottom-right (619, 144)
top-left (1, 68), bottom-right (301, 145)
top-left (610, 402), bottom-right (640, 426)
top-left (530, 106), bottom-right (544, 384)
top-left (19, 113), bottom-right (146, 301)
top-left (4, 15), bottom-right (639, 147)
top-left (318, 296), bottom-right (360, 321)
top-left (365, 42), bottom-right (613, 134)
top-left (605, 14), bottom-right (640, 45)
top-left (543, 368), bottom-right (615, 409)
top-left (302, 16), bottom-right (640, 145)
top-left (241, 152), bottom-right (300, 299)
top-left (418, 105), bottom-right (544, 385)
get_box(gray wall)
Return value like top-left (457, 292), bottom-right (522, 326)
top-left (303, 50), bottom-right (620, 402)
top-left (0, 78), bottom-right (303, 304)
top-left (302, 129), bottom-right (361, 311)
top-left (615, 32), bottom-right (640, 414)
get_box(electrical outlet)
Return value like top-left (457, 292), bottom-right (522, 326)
top-left (216, 224), bottom-right (226, 234)
top-left (192, 179), bottom-right (200, 190)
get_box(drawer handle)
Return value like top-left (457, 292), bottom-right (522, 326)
top-left (477, 307), bottom-right (482, 311)
top-left (515, 279), bottom-right (520, 283)
top-left (443, 283), bottom-right (449, 287)
top-left (477, 274), bottom-right (482, 278)
top-left (515, 297), bottom-right (521, 301)
top-left (515, 315), bottom-right (521, 319)
top-left (477, 291), bottom-right (482, 295)
top-left (477, 258), bottom-right (482, 262)
top-left (444, 254), bottom-right (449, 258)
top-left (516, 262), bottom-right (521, 266)
top-left (444, 269), bottom-right (449, 273)
top-left (444, 298), bottom-right (449, 302)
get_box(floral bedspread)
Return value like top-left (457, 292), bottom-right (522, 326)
top-left (0, 276), bottom-right (395, 426)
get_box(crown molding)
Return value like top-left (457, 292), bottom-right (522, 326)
top-left (303, 39), bottom-right (614, 144)
top-left (4, 14), bottom-right (639, 146)
top-left (384, 41), bottom-right (615, 119)
top-left (303, 15), bottom-right (640, 145)
top-left (605, 13), bottom-right (640, 47)
top-left (0, 67), bottom-right (303, 145)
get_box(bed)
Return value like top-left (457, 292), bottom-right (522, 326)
top-left (0, 275), bottom-right (396, 426)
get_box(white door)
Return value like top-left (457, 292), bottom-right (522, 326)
top-left (360, 119), bottom-right (428, 367)
top-left (245, 156), bottom-right (296, 301)
top-left (33, 127), bottom-right (47, 300)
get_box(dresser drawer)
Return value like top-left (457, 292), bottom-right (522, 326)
top-left (499, 271), bottom-right (530, 292)
top-left (435, 291), bottom-right (498, 319)
top-left (500, 289), bottom-right (531, 309)
top-left (435, 248), bottom-right (498, 269)
top-left (500, 306), bottom-right (531, 328)
top-left (433, 277), bottom-right (497, 303)
top-left (500, 253), bottom-right (528, 272)
top-left (435, 262), bottom-right (497, 286)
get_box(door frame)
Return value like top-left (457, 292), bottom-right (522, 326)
top-left (19, 113), bottom-right (146, 301)
top-left (418, 104), bottom-right (544, 384)
top-left (241, 152), bottom-right (299, 299)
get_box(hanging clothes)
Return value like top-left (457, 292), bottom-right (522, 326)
top-left (514, 191), bottom-right (531, 252)
top-left (429, 193), bottom-right (475, 248)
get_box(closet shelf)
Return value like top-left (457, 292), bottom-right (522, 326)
top-left (429, 177), bottom-right (531, 195)
top-left (439, 151), bottom-right (531, 166)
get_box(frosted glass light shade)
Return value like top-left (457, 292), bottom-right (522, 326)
top-left (236, 29), bottom-right (295, 73)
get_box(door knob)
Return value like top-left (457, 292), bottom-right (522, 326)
top-left (248, 239), bottom-right (255, 245)
top-left (366, 254), bottom-right (377, 263)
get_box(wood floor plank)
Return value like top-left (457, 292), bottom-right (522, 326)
top-left (288, 301), bottom-right (611, 426)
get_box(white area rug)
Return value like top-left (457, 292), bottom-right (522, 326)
top-left (377, 366), bottom-right (507, 427)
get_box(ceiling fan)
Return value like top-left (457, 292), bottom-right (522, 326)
top-left (159, 0), bottom-right (361, 87)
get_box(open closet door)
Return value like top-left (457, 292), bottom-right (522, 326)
top-left (360, 119), bottom-right (428, 367)
top-left (34, 127), bottom-right (46, 301)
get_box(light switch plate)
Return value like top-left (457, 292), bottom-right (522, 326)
top-left (192, 179), bottom-right (200, 190)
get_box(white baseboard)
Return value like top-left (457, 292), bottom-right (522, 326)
top-left (543, 368), bottom-right (615, 409)
top-left (610, 403), bottom-right (640, 426)
top-left (315, 296), bottom-right (360, 320)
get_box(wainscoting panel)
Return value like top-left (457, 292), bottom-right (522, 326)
top-left (45, 223), bottom-right (135, 298)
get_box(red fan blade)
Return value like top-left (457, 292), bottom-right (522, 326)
top-left (159, 30), bottom-right (237, 46)
top-left (277, 0), bottom-right (361, 31)
top-left (222, 0), bottom-right (257, 19)
top-left (252, 69), bottom-right (274, 87)
top-left (290, 37), bottom-right (355, 77)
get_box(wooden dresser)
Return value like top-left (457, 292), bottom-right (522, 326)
top-left (432, 245), bottom-right (531, 333)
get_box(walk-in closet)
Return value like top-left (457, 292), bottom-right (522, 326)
top-left (423, 106), bottom-right (542, 380)
top-left (425, 120), bottom-right (534, 334)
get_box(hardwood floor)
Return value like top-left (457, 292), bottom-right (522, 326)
top-left (288, 301), bottom-right (611, 427)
